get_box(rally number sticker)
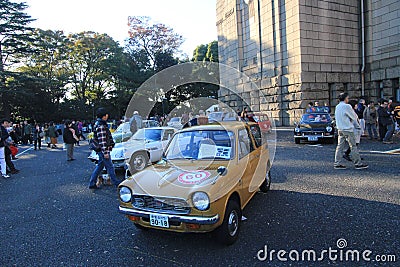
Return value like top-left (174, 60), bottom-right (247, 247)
top-left (178, 171), bottom-right (211, 185)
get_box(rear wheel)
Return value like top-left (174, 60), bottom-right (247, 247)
top-left (129, 152), bottom-right (149, 173)
top-left (215, 199), bottom-right (241, 246)
top-left (259, 170), bottom-right (272, 193)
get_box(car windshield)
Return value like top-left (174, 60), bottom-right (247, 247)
top-left (301, 113), bottom-right (331, 123)
top-left (114, 123), bottom-right (130, 134)
top-left (165, 130), bottom-right (235, 160)
top-left (131, 129), bottom-right (162, 142)
top-left (170, 117), bottom-right (180, 122)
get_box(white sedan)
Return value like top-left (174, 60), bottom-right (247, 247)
top-left (88, 127), bottom-right (176, 172)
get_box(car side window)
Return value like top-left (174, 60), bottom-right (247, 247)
top-left (163, 130), bottom-right (175, 141)
top-left (238, 129), bottom-right (252, 159)
top-left (250, 125), bottom-right (262, 148)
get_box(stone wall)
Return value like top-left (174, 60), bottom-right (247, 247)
top-left (217, 0), bottom-right (400, 126)
top-left (365, 0), bottom-right (400, 102)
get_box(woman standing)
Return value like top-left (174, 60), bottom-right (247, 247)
top-left (63, 120), bottom-right (78, 161)
top-left (43, 123), bottom-right (51, 147)
top-left (33, 123), bottom-right (43, 150)
top-left (48, 122), bottom-right (58, 149)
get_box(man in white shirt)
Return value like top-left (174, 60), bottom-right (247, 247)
top-left (334, 93), bottom-right (368, 170)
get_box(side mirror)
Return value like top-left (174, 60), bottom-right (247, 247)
top-left (217, 166), bottom-right (228, 176)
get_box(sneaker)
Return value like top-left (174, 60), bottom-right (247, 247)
top-left (2, 174), bottom-right (10, 179)
top-left (89, 185), bottom-right (100, 190)
top-left (383, 141), bottom-right (393, 144)
top-left (334, 165), bottom-right (347, 170)
top-left (355, 164), bottom-right (369, 170)
top-left (343, 155), bottom-right (352, 162)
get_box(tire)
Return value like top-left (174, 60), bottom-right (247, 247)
top-left (129, 152), bottom-right (149, 173)
top-left (295, 138), bottom-right (300, 144)
top-left (215, 199), bottom-right (242, 246)
top-left (259, 170), bottom-right (272, 193)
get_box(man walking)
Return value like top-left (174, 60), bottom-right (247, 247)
top-left (334, 93), bottom-right (368, 170)
top-left (377, 99), bottom-right (395, 144)
top-left (88, 108), bottom-right (121, 189)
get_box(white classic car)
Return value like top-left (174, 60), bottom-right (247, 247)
top-left (88, 127), bottom-right (176, 172)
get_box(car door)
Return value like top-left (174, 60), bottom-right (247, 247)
top-left (237, 127), bottom-right (258, 203)
top-left (248, 124), bottom-right (269, 192)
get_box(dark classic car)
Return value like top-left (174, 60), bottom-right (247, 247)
top-left (294, 107), bottom-right (335, 144)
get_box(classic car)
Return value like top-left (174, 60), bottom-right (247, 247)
top-left (167, 117), bottom-right (183, 129)
top-left (208, 111), bottom-right (238, 123)
top-left (118, 121), bottom-right (272, 245)
top-left (89, 127), bottom-right (176, 170)
top-left (294, 107), bottom-right (335, 144)
top-left (251, 112), bottom-right (272, 133)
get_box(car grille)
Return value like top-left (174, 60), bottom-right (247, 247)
top-left (302, 131), bottom-right (323, 136)
top-left (132, 195), bottom-right (191, 215)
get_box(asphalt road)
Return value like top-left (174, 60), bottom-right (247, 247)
top-left (0, 130), bottom-right (398, 266)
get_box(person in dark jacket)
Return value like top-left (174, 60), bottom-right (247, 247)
top-left (32, 123), bottom-right (43, 150)
top-left (377, 99), bottom-right (395, 144)
top-left (0, 119), bottom-right (11, 178)
top-left (63, 120), bottom-right (78, 161)
top-left (88, 108), bottom-right (121, 189)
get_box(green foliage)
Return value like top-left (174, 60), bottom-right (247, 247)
top-left (192, 41), bottom-right (218, 62)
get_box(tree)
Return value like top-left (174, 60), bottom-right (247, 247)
top-left (0, 0), bottom-right (35, 118)
top-left (18, 29), bottom-right (70, 105)
top-left (127, 16), bottom-right (184, 70)
top-left (192, 41), bottom-right (219, 62)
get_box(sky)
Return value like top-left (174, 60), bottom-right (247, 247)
top-left (24, 0), bottom-right (218, 58)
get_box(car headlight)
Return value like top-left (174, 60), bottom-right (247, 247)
top-left (119, 186), bottom-right (132, 203)
top-left (295, 127), bottom-right (300, 132)
top-left (326, 126), bottom-right (333, 132)
top-left (192, 192), bottom-right (210, 211)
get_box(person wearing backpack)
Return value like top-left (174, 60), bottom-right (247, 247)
top-left (88, 108), bottom-right (122, 190)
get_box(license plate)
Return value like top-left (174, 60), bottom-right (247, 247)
top-left (149, 214), bottom-right (169, 228)
top-left (308, 136), bottom-right (318, 141)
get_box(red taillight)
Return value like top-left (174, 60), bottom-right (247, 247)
top-left (186, 223), bottom-right (200, 230)
top-left (127, 215), bottom-right (140, 221)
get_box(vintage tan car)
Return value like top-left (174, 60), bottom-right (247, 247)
top-left (118, 121), bottom-right (272, 245)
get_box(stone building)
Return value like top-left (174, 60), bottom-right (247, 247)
top-left (216, 0), bottom-right (400, 125)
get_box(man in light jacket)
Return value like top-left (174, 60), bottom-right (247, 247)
top-left (334, 93), bottom-right (368, 170)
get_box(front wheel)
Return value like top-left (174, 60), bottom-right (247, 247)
top-left (259, 170), bottom-right (272, 193)
top-left (129, 152), bottom-right (149, 173)
top-left (214, 200), bottom-right (241, 246)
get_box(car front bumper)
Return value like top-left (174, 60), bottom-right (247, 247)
top-left (119, 206), bottom-right (220, 232)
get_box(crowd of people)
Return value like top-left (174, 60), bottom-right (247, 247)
top-left (333, 93), bottom-right (399, 170)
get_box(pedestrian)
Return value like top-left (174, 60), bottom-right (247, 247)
top-left (63, 120), bottom-right (78, 161)
top-left (5, 140), bottom-right (19, 175)
top-left (356, 98), bottom-right (366, 136)
top-left (43, 123), bottom-right (50, 147)
top-left (0, 119), bottom-right (11, 178)
top-left (22, 120), bottom-right (32, 145)
top-left (88, 108), bottom-right (121, 189)
top-left (343, 100), bottom-right (362, 162)
top-left (33, 123), bottom-right (43, 150)
top-left (129, 111), bottom-right (143, 134)
top-left (48, 122), bottom-right (58, 148)
top-left (334, 93), bottom-right (368, 170)
top-left (363, 101), bottom-right (379, 140)
top-left (377, 99), bottom-right (395, 144)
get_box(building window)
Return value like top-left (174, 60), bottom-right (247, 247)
top-left (392, 78), bottom-right (400, 102)
top-left (377, 81), bottom-right (384, 99)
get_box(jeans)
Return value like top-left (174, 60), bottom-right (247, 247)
top-left (335, 131), bottom-right (362, 166)
top-left (366, 123), bottom-right (378, 139)
top-left (65, 143), bottom-right (74, 160)
top-left (0, 147), bottom-right (6, 175)
top-left (34, 138), bottom-right (41, 150)
top-left (89, 152), bottom-right (120, 187)
top-left (383, 124), bottom-right (394, 142)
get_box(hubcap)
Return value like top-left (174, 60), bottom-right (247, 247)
top-left (228, 210), bottom-right (239, 236)
top-left (133, 154), bottom-right (146, 170)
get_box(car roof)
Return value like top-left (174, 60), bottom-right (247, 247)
top-left (178, 121), bottom-right (257, 132)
